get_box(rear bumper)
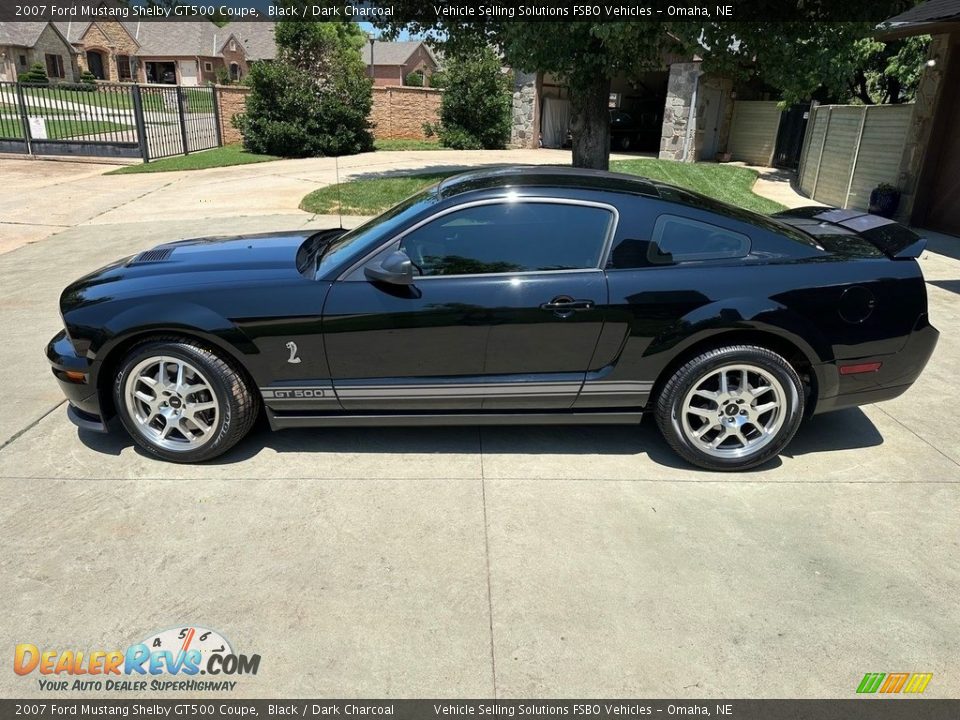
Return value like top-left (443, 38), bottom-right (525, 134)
top-left (814, 318), bottom-right (939, 414)
top-left (46, 330), bottom-right (107, 430)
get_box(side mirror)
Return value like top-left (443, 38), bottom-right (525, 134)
top-left (364, 250), bottom-right (415, 286)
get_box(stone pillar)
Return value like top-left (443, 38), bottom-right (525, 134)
top-left (510, 70), bottom-right (540, 149)
top-left (216, 85), bottom-right (252, 145)
top-left (895, 34), bottom-right (952, 223)
top-left (659, 61), bottom-right (702, 162)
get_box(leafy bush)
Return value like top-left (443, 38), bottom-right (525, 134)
top-left (234, 23), bottom-right (373, 158)
top-left (427, 70), bottom-right (448, 89)
top-left (215, 67), bottom-right (231, 86)
top-left (404, 71), bottom-right (424, 87)
top-left (19, 63), bottom-right (49, 85)
top-left (433, 47), bottom-right (511, 150)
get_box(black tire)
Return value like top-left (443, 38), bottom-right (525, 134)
top-left (655, 345), bottom-right (805, 471)
top-left (113, 338), bottom-right (259, 463)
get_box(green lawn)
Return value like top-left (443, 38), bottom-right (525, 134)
top-left (301, 172), bottom-right (458, 215)
top-left (0, 114), bottom-right (130, 140)
top-left (21, 85), bottom-right (214, 114)
top-left (107, 144), bottom-right (279, 174)
top-left (300, 160), bottom-right (786, 216)
top-left (374, 138), bottom-right (443, 151)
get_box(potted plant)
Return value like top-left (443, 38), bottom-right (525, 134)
top-left (869, 182), bottom-right (901, 218)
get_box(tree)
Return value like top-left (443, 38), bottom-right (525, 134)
top-left (427, 47), bottom-right (511, 150)
top-left (19, 62), bottom-right (49, 85)
top-left (234, 21), bottom-right (373, 157)
top-left (698, 17), bottom-right (930, 106)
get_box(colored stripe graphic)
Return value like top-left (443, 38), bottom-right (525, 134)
top-left (903, 673), bottom-right (933, 694)
top-left (879, 673), bottom-right (909, 693)
top-left (857, 673), bottom-right (886, 693)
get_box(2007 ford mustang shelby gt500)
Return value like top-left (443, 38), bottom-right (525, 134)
top-left (46, 167), bottom-right (938, 470)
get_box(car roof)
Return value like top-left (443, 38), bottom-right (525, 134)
top-left (436, 165), bottom-right (662, 200)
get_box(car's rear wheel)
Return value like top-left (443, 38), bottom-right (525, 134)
top-left (655, 345), bottom-right (804, 471)
top-left (113, 339), bottom-right (259, 463)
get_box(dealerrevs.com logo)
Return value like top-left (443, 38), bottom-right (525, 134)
top-left (14, 626), bottom-right (260, 692)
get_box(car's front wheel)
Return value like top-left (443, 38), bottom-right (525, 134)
top-left (655, 345), bottom-right (804, 471)
top-left (113, 339), bottom-right (259, 463)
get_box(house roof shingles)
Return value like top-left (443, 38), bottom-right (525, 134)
top-left (877, 0), bottom-right (960, 38)
top-left (0, 21), bottom-right (53, 47)
top-left (366, 40), bottom-right (435, 66)
top-left (53, 20), bottom-right (277, 60)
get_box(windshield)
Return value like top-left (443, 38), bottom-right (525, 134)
top-left (316, 186), bottom-right (441, 277)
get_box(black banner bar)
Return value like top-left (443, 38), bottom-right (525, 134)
top-left (0, 0), bottom-right (946, 23)
top-left (1, 700), bottom-right (959, 720)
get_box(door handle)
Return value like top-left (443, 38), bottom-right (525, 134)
top-left (540, 296), bottom-right (596, 316)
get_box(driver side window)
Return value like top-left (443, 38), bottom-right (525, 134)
top-left (399, 201), bottom-right (613, 276)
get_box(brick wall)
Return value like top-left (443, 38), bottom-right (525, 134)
top-left (216, 85), bottom-right (251, 145)
top-left (369, 86), bottom-right (442, 140)
top-left (216, 84), bottom-right (442, 146)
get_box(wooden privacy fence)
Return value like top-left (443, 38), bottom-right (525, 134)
top-left (798, 103), bottom-right (914, 210)
top-left (727, 100), bottom-right (782, 166)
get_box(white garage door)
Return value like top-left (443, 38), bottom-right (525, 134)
top-left (179, 60), bottom-right (198, 86)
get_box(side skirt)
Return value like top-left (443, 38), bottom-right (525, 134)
top-left (267, 410), bottom-right (645, 430)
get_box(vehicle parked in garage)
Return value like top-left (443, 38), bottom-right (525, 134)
top-left (46, 167), bottom-right (938, 470)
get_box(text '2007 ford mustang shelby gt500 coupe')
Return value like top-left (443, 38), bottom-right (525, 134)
top-left (46, 167), bottom-right (938, 470)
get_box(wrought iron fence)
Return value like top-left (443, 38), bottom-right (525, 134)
top-left (0, 80), bottom-right (221, 161)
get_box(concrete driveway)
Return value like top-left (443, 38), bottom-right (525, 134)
top-left (0, 154), bottom-right (957, 699)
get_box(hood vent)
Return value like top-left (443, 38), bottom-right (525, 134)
top-left (130, 248), bottom-right (174, 264)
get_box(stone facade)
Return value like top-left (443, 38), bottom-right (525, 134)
top-left (659, 61), bottom-right (702, 162)
top-left (369, 86), bottom-right (442, 140)
top-left (510, 71), bottom-right (539, 149)
top-left (1, 25), bottom-right (78, 82)
top-left (895, 34), bottom-right (953, 223)
top-left (216, 85), bottom-right (251, 145)
top-left (76, 21), bottom-right (139, 82)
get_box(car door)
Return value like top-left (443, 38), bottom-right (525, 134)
top-left (322, 198), bottom-right (616, 411)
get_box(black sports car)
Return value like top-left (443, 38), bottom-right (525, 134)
top-left (46, 167), bottom-right (938, 470)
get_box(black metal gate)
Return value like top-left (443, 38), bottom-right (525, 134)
top-left (0, 81), bottom-right (221, 162)
top-left (139, 85), bottom-right (221, 160)
top-left (773, 103), bottom-right (810, 170)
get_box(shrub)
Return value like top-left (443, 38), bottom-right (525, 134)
top-left (433, 47), bottom-right (511, 150)
top-left (19, 63), bottom-right (49, 85)
top-left (234, 50), bottom-right (373, 158)
top-left (215, 67), bottom-right (231, 86)
top-left (404, 71), bottom-right (424, 87)
top-left (427, 70), bottom-right (448, 89)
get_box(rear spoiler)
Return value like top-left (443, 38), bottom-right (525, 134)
top-left (773, 206), bottom-right (927, 259)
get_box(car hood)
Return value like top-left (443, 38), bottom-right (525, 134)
top-left (60, 229), bottom-right (344, 315)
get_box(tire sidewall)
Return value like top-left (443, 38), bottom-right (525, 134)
top-left (113, 342), bottom-right (236, 462)
top-left (662, 347), bottom-right (804, 471)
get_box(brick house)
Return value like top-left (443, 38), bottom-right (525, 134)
top-left (0, 22), bottom-right (78, 82)
top-left (364, 40), bottom-right (439, 86)
top-left (54, 20), bottom-right (276, 85)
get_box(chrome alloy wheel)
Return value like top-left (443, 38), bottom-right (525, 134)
top-left (123, 356), bottom-right (220, 452)
top-left (679, 363), bottom-right (787, 459)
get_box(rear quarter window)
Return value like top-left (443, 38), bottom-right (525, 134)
top-left (647, 214), bottom-right (751, 265)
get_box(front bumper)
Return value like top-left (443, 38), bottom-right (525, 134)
top-left (814, 318), bottom-right (939, 414)
top-left (46, 330), bottom-right (108, 432)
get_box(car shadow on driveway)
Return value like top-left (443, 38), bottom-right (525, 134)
top-left (73, 407), bottom-right (883, 473)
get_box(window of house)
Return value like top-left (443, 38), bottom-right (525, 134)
top-left (116, 55), bottom-right (132, 81)
top-left (646, 214), bottom-right (750, 265)
top-left (399, 201), bottom-right (614, 277)
top-left (229, 63), bottom-right (240, 81)
top-left (230, 41), bottom-right (237, 51)
top-left (18, 54), bottom-right (27, 67)
top-left (44, 54), bottom-right (65, 79)
top-left (204, 61), bottom-right (213, 72)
